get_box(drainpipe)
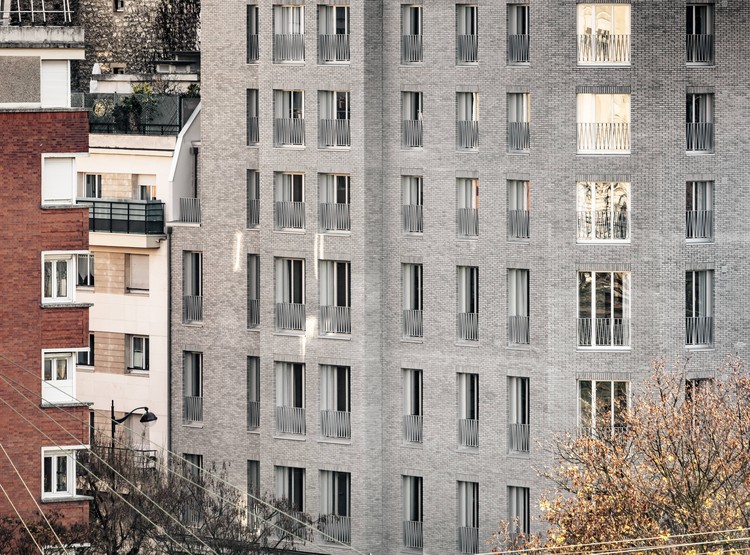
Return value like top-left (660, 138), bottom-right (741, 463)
top-left (167, 225), bottom-right (173, 453)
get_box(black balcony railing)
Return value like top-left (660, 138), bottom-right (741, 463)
top-left (78, 199), bottom-right (165, 235)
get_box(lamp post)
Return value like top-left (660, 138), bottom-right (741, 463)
top-left (110, 400), bottom-right (158, 453)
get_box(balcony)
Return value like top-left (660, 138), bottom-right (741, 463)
top-left (274, 118), bottom-right (305, 147)
top-left (458, 312), bottom-right (479, 341)
top-left (458, 418), bottom-right (479, 448)
top-left (276, 511), bottom-right (311, 541)
top-left (276, 302), bottom-right (305, 331)
top-left (248, 299), bottom-right (260, 328)
top-left (686, 210), bottom-right (713, 241)
top-left (320, 305), bottom-right (351, 335)
top-left (577, 122), bottom-right (630, 153)
top-left (457, 34), bottom-right (478, 63)
top-left (577, 209), bottom-right (629, 241)
top-left (275, 201), bottom-right (305, 230)
top-left (508, 34), bottom-right (530, 64)
top-left (402, 119), bottom-right (423, 148)
top-left (577, 34), bottom-right (630, 64)
top-left (459, 526), bottom-right (479, 554)
top-left (687, 34), bottom-right (714, 64)
top-left (247, 116), bottom-right (259, 144)
top-left (686, 122), bottom-right (714, 152)
top-left (179, 198), bottom-right (201, 224)
top-left (508, 121), bottom-right (530, 152)
top-left (276, 406), bottom-right (306, 435)
top-left (0, 0), bottom-right (72, 25)
top-left (403, 309), bottom-right (423, 338)
top-left (577, 317), bottom-right (630, 348)
top-left (457, 120), bottom-right (479, 149)
top-left (319, 514), bottom-right (351, 544)
top-left (183, 396), bottom-right (203, 424)
top-left (457, 208), bottom-right (479, 237)
top-left (402, 204), bottom-right (423, 234)
top-left (319, 119), bottom-right (350, 148)
top-left (402, 34), bottom-right (423, 63)
top-left (78, 199), bottom-right (165, 235)
top-left (318, 34), bottom-right (350, 63)
top-left (320, 203), bottom-right (350, 232)
top-left (320, 410), bottom-right (351, 439)
top-left (247, 199), bottom-right (260, 228)
top-left (508, 315), bottom-right (530, 345)
top-left (183, 295), bottom-right (203, 323)
top-left (686, 316), bottom-right (713, 347)
top-left (404, 520), bottom-right (423, 549)
top-left (508, 423), bottom-right (530, 453)
top-left (403, 414), bottom-right (423, 443)
top-left (274, 33), bottom-right (305, 62)
top-left (247, 400), bottom-right (260, 430)
top-left (508, 209), bottom-right (530, 240)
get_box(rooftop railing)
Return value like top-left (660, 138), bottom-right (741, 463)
top-left (78, 199), bottom-right (164, 235)
top-left (0, 0), bottom-right (72, 25)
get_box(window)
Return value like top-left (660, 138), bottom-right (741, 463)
top-left (247, 170), bottom-right (260, 228)
top-left (402, 263), bottom-right (423, 338)
top-left (84, 174), bottom-right (102, 198)
top-left (274, 466), bottom-right (305, 511)
top-left (457, 178), bottom-right (479, 237)
top-left (577, 271), bottom-right (631, 348)
top-left (577, 4), bottom-right (630, 64)
top-left (318, 5), bottom-right (350, 63)
top-left (319, 91), bottom-right (351, 148)
top-left (686, 181), bottom-right (713, 241)
top-left (319, 174), bottom-right (351, 232)
top-left (276, 362), bottom-right (305, 435)
top-left (320, 365), bottom-right (350, 439)
top-left (247, 459), bottom-right (260, 528)
top-left (458, 373), bottom-right (479, 448)
top-left (40, 60), bottom-right (70, 108)
top-left (43, 254), bottom-right (74, 303)
top-left (686, 270), bottom-right (713, 347)
top-left (274, 173), bottom-right (304, 230)
top-left (182, 453), bottom-right (203, 525)
top-left (508, 377), bottom-right (530, 453)
top-left (577, 181), bottom-right (630, 241)
top-left (273, 90), bottom-right (305, 146)
top-left (687, 4), bottom-right (713, 64)
top-left (457, 266), bottom-right (479, 341)
top-left (247, 89), bottom-right (259, 145)
top-left (139, 184), bottom-right (156, 201)
top-left (128, 336), bottom-right (149, 372)
top-left (42, 449), bottom-right (77, 499)
top-left (126, 254), bottom-right (149, 293)
top-left (401, 5), bottom-right (423, 63)
top-left (113, 0), bottom-right (124, 12)
top-left (402, 92), bottom-right (423, 148)
top-left (77, 253), bottom-right (94, 287)
top-left (403, 369), bottom-right (423, 443)
top-left (457, 481), bottom-right (479, 554)
top-left (183, 252), bottom-right (202, 323)
top-left (456, 5), bottom-right (478, 64)
top-left (42, 352), bottom-right (75, 404)
top-left (247, 5), bottom-right (259, 63)
top-left (403, 476), bottom-right (423, 549)
top-left (508, 269), bottom-right (530, 345)
top-left (508, 180), bottom-right (530, 240)
top-left (508, 486), bottom-right (530, 537)
top-left (183, 453), bottom-right (203, 476)
top-left (319, 261), bottom-right (351, 335)
top-left (319, 471), bottom-right (351, 544)
top-left (247, 254), bottom-right (260, 328)
top-left (508, 93), bottom-right (530, 152)
top-left (275, 258), bottom-right (305, 331)
top-left (686, 92), bottom-right (714, 152)
top-left (577, 93), bottom-right (630, 153)
top-left (402, 176), bottom-right (423, 234)
top-left (273, 5), bottom-right (304, 62)
top-left (42, 157), bottom-right (75, 205)
top-left (77, 334), bottom-right (95, 367)
top-left (183, 352), bottom-right (203, 424)
top-left (508, 5), bottom-right (529, 64)
top-left (247, 357), bottom-right (260, 430)
top-left (456, 92), bottom-right (479, 149)
top-left (579, 379), bottom-right (628, 436)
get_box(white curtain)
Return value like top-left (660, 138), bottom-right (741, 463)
top-left (127, 255), bottom-right (149, 290)
top-left (275, 362), bottom-right (294, 407)
top-left (319, 91), bottom-right (335, 120)
top-left (457, 178), bottom-right (479, 209)
top-left (183, 353), bottom-right (201, 397)
top-left (508, 377), bottom-right (528, 425)
top-left (508, 180), bottom-right (529, 211)
top-left (456, 5), bottom-right (477, 36)
top-left (402, 92), bottom-right (422, 121)
top-left (274, 90), bottom-right (303, 119)
top-left (688, 270), bottom-right (713, 318)
top-left (401, 5), bottom-right (421, 35)
top-left (508, 486), bottom-right (529, 533)
top-left (247, 357), bottom-right (259, 403)
top-left (508, 93), bottom-right (530, 123)
top-left (458, 481), bottom-right (478, 527)
top-left (457, 266), bottom-right (478, 313)
top-left (274, 6), bottom-right (303, 35)
top-left (508, 269), bottom-right (529, 317)
top-left (319, 261), bottom-right (334, 307)
top-left (275, 173), bottom-right (303, 202)
top-left (457, 93), bottom-right (478, 122)
top-left (688, 181), bottom-right (713, 211)
top-left (402, 264), bottom-right (422, 311)
top-left (403, 476), bottom-right (422, 521)
top-left (403, 369), bottom-right (422, 416)
top-left (320, 174), bottom-right (350, 204)
top-left (508, 5), bottom-right (529, 35)
top-left (458, 373), bottom-right (478, 420)
top-left (319, 5), bottom-right (347, 35)
top-left (320, 470), bottom-right (334, 514)
top-left (184, 252), bottom-right (201, 297)
top-left (402, 176), bottom-right (422, 206)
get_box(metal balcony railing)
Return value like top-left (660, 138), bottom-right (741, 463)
top-left (247, 116), bottom-right (259, 144)
top-left (318, 34), bottom-right (350, 63)
top-left (459, 526), bottom-right (479, 554)
top-left (402, 120), bottom-right (423, 148)
top-left (183, 295), bottom-right (203, 323)
top-left (508, 209), bottom-right (530, 239)
top-left (183, 396), bottom-right (203, 424)
top-left (577, 122), bottom-right (630, 153)
top-left (402, 204), bottom-right (423, 233)
top-left (458, 418), bottom-right (479, 448)
top-left (179, 198), bottom-right (201, 224)
top-left (577, 209), bottom-right (629, 240)
top-left (320, 203), bottom-right (350, 232)
top-left (276, 405), bottom-right (306, 435)
top-left (457, 34), bottom-right (478, 63)
top-left (247, 199), bottom-right (260, 228)
top-left (319, 514), bottom-right (351, 544)
top-left (274, 118), bottom-right (305, 146)
top-left (78, 200), bottom-right (164, 235)
top-left (248, 299), bottom-right (260, 328)
top-left (687, 34), bottom-right (714, 64)
top-left (508, 315), bottom-right (530, 345)
top-left (403, 414), bottom-right (423, 443)
top-left (577, 317), bottom-right (630, 348)
top-left (276, 302), bottom-right (305, 331)
top-left (578, 34), bottom-right (630, 64)
top-left (457, 120), bottom-right (479, 149)
top-left (457, 208), bottom-right (479, 237)
top-left (320, 305), bottom-right (351, 334)
top-left (686, 122), bottom-right (714, 152)
top-left (508, 423), bottom-right (530, 453)
top-left (247, 34), bottom-right (259, 62)
top-left (686, 316), bottom-right (713, 347)
top-left (320, 410), bottom-right (351, 439)
top-left (686, 210), bottom-right (713, 240)
top-left (247, 400), bottom-right (260, 429)
top-left (508, 121), bottom-right (530, 151)
top-left (403, 309), bottom-right (423, 338)
top-left (274, 33), bottom-right (305, 62)
top-left (319, 119), bottom-right (351, 147)
top-left (275, 201), bottom-right (305, 229)
top-left (508, 34), bottom-right (530, 63)
top-left (276, 511), bottom-right (311, 541)
top-left (458, 312), bottom-right (479, 341)
top-left (402, 34), bottom-right (423, 63)
top-left (0, 0), bottom-right (73, 25)
top-left (404, 520), bottom-right (423, 549)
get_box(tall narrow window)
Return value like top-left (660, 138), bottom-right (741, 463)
top-left (457, 373), bottom-right (479, 448)
top-left (507, 180), bottom-right (530, 240)
top-left (129, 336), bottom-right (149, 372)
top-left (686, 93), bottom-right (714, 152)
top-left (77, 253), bottom-right (95, 287)
top-left (319, 5), bottom-right (350, 63)
top-left (247, 89), bottom-right (259, 145)
top-left (273, 5), bottom-right (304, 62)
top-left (456, 93), bottom-right (479, 149)
top-left (686, 181), bottom-right (713, 241)
top-left (247, 254), bottom-right (260, 328)
top-left (274, 90), bottom-right (305, 146)
top-left (320, 365), bottom-right (351, 439)
top-left (319, 471), bottom-right (351, 544)
top-left (319, 261), bottom-right (351, 335)
top-left (403, 476), bottom-right (423, 549)
top-left (508, 269), bottom-right (530, 345)
top-left (402, 263), bottom-right (423, 338)
top-left (577, 4), bottom-right (631, 64)
top-left (508, 377), bottom-right (529, 453)
top-left (686, 270), bottom-right (713, 347)
top-left (508, 93), bottom-right (530, 152)
top-left (507, 5), bottom-right (529, 64)
top-left (457, 481), bottom-right (479, 554)
top-left (687, 4), bottom-right (713, 64)
top-left (401, 5), bottom-right (423, 63)
top-left (457, 266), bottom-right (479, 341)
top-left (320, 174), bottom-right (351, 232)
top-left (183, 351), bottom-right (203, 424)
top-left (247, 356), bottom-right (260, 430)
top-left (403, 369), bottom-right (423, 443)
top-left (319, 91), bottom-right (351, 148)
top-left (456, 5), bottom-right (478, 64)
top-left (274, 172), bottom-right (305, 230)
top-left (576, 181), bottom-right (630, 241)
top-left (402, 92), bottom-right (423, 148)
top-left (508, 486), bottom-right (530, 537)
top-left (577, 271), bottom-right (630, 348)
top-left (42, 449), bottom-right (76, 499)
top-left (247, 170), bottom-right (260, 228)
top-left (579, 379), bottom-right (628, 436)
top-left (275, 362), bottom-right (305, 435)
top-left (274, 465), bottom-right (305, 511)
top-left (247, 5), bottom-right (259, 62)
top-left (43, 254), bottom-right (74, 303)
top-left (456, 178), bottom-right (479, 237)
top-left (577, 93), bottom-right (631, 153)
top-left (183, 251), bottom-right (203, 323)
top-left (77, 333), bottom-right (95, 367)
top-left (402, 176), bottom-right (423, 234)
top-left (275, 258), bottom-right (305, 331)
top-left (247, 459), bottom-right (260, 528)
top-left (84, 174), bottom-right (102, 198)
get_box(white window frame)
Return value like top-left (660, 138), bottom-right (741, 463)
top-left (576, 3), bottom-right (631, 65)
top-left (576, 181), bottom-right (631, 243)
top-left (578, 379), bottom-right (629, 435)
top-left (42, 350), bottom-right (80, 406)
top-left (128, 335), bottom-right (150, 372)
top-left (125, 254), bottom-right (150, 293)
top-left (508, 486), bottom-right (530, 536)
top-left (274, 465), bottom-right (305, 511)
top-left (576, 93), bottom-right (631, 154)
top-left (42, 251), bottom-right (82, 304)
top-left (577, 271), bottom-right (631, 349)
top-left (83, 174), bottom-right (102, 199)
top-left (41, 446), bottom-right (86, 500)
top-left (76, 253), bottom-right (95, 288)
top-left (41, 155), bottom-right (77, 206)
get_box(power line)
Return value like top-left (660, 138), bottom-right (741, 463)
top-left (0, 480), bottom-right (44, 554)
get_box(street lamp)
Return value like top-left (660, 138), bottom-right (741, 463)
top-left (110, 400), bottom-right (158, 451)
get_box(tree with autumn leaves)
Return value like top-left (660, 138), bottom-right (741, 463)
top-left (493, 357), bottom-right (750, 553)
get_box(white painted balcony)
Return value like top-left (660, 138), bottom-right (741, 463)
top-left (320, 305), bottom-right (351, 334)
top-left (318, 34), bottom-right (350, 63)
top-left (686, 122), bottom-right (714, 152)
top-left (275, 201), bottom-right (305, 230)
top-left (403, 309), bottom-right (423, 338)
top-left (183, 295), bottom-right (203, 323)
top-left (457, 34), bottom-right (478, 63)
top-left (320, 410), bottom-right (351, 439)
top-left (458, 312), bottom-right (479, 341)
top-left (319, 514), bottom-right (351, 544)
top-left (319, 119), bottom-right (350, 147)
top-left (276, 406), bottom-right (306, 435)
top-left (402, 34), bottom-right (423, 63)
top-left (247, 116), bottom-right (259, 144)
top-left (457, 208), bottom-right (479, 237)
top-left (248, 299), bottom-right (260, 328)
top-left (687, 34), bottom-right (714, 64)
top-left (508, 34), bottom-right (530, 63)
top-left (276, 302), bottom-right (305, 331)
top-left (508, 121), bottom-right (530, 151)
top-left (247, 199), bottom-right (259, 228)
top-left (179, 198), bottom-right (201, 224)
top-left (402, 204), bottom-right (423, 233)
top-left (508, 423), bottom-right (530, 453)
top-left (577, 122), bottom-right (630, 153)
top-left (686, 210), bottom-right (713, 240)
top-left (686, 316), bottom-right (713, 347)
top-left (402, 120), bottom-right (423, 148)
top-left (274, 33), bottom-right (305, 62)
top-left (457, 120), bottom-right (479, 149)
top-left (577, 317), bottom-right (630, 348)
top-left (508, 315), bottom-right (530, 345)
top-left (247, 400), bottom-right (260, 430)
top-left (320, 203), bottom-right (350, 232)
top-left (458, 418), bottom-right (479, 448)
top-left (459, 526), bottom-right (479, 554)
top-left (577, 209), bottom-right (629, 241)
top-left (508, 209), bottom-right (530, 239)
top-left (274, 118), bottom-right (305, 146)
top-left (183, 396), bottom-right (203, 424)
top-left (247, 34), bottom-right (259, 62)
top-left (404, 520), bottom-right (423, 549)
top-left (578, 34), bottom-right (630, 64)
top-left (403, 414), bottom-right (423, 443)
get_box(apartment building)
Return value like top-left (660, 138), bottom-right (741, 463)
top-left (172, 2), bottom-right (750, 554)
top-left (0, 3), bottom-right (90, 528)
